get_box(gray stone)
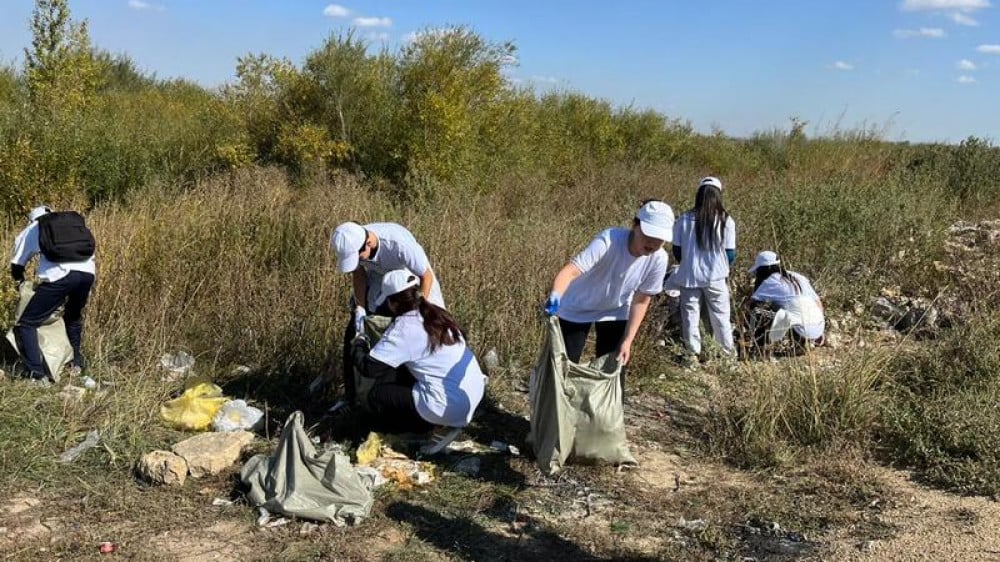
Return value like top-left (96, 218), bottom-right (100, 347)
top-left (137, 450), bottom-right (189, 486)
top-left (172, 431), bottom-right (255, 478)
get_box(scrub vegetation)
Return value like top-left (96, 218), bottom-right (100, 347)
top-left (3, 1), bottom-right (1000, 560)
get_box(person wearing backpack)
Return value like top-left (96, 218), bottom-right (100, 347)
top-left (671, 177), bottom-right (737, 360)
top-left (9, 206), bottom-right (96, 385)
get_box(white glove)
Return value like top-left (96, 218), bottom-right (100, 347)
top-left (354, 306), bottom-right (367, 334)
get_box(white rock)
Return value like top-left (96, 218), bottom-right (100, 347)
top-left (172, 431), bottom-right (255, 478)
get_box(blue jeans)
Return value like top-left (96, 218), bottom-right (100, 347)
top-left (14, 271), bottom-right (94, 378)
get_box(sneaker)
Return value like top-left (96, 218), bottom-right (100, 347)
top-left (68, 365), bottom-right (83, 378)
top-left (27, 375), bottom-right (52, 388)
top-left (419, 427), bottom-right (463, 455)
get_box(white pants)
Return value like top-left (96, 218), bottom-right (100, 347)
top-left (680, 280), bottom-right (734, 356)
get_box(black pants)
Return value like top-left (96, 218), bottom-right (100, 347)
top-left (558, 318), bottom-right (629, 397)
top-left (366, 367), bottom-right (434, 434)
top-left (14, 271), bottom-right (94, 378)
top-left (341, 301), bottom-right (391, 402)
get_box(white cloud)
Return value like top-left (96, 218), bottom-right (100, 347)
top-left (977, 44), bottom-right (1000, 53)
top-left (893, 27), bottom-right (946, 38)
top-left (364, 32), bottom-right (390, 42)
top-left (128, 0), bottom-right (164, 11)
top-left (831, 61), bottom-right (854, 70)
top-left (900, 0), bottom-right (990, 11)
top-left (353, 16), bottom-right (392, 28)
top-left (958, 58), bottom-right (978, 70)
top-left (530, 75), bottom-right (559, 84)
top-left (323, 4), bottom-right (350, 18)
top-left (957, 75), bottom-right (977, 83)
top-left (949, 12), bottom-right (980, 24)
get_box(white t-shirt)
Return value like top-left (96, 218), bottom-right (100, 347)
top-left (10, 221), bottom-right (96, 283)
top-left (370, 310), bottom-right (486, 427)
top-left (752, 271), bottom-right (825, 340)
top-left (558, 228), bottom-right (668, 323)
top-left (360, 223), bottom-right (444, 310)
top-left (670, 211), bottom-right (736, 288)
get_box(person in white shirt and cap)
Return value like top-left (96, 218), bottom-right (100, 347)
top-left (544, 200), bottom-right (673, 386)
top-left (746, 250), bottom-right (825, 351)
top-left (670, 176), bottom-right (737, 358)
top-left (9, 205), bottom-right (96, 384)
top-left (330, 221), bottom-right (444, 407)
top-left (361, 269), bottom-right (486, 453)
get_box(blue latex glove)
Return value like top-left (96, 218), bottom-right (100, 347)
top-left (544, 292), bottom-right (561, 316)
top-left (354, 306), bottom-right (367, 334)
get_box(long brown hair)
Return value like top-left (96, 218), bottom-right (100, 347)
top-left (693, 184), bottom-right (729, 251)
top-left (387, 287), bottom-right (465, 352)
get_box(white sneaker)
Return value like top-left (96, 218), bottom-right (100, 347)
top-left (419, 427), bottom-right (463, 455)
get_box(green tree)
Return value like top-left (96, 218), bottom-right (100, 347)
top-left (24, 0), bottom-right (102, 112)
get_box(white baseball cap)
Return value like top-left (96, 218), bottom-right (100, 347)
top-left (749, 250), bottom-right (780, 274)
top-left (28, 206), bottom-right (51, 222)
top-left (699, 176), bottom-right (723, 191)
top-left (377, 269), bottom-right (420, 306)
top-left (635, 201), bottom-right (674, 242)
top-left (331, 222), bottom-right (367, 273)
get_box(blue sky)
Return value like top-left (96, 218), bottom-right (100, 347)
top-left (0, 0), bottom-right (997, 143)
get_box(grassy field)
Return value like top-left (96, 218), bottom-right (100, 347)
top-left (1, 148), bottom-right (999, 560)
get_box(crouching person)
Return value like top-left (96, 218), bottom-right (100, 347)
top-left (363, 270), bottom-right (486, 454)
top-left (746, 251), bottom-right (825, 353)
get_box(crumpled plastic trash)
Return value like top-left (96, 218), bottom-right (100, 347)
top-left (160, 382), bottom-right (229, 431)
top-left (59, 430), bottom-right (101, 463)
top-left (160, 351), bottom-right (195, 375)
top-left (211, 399), bottom-right (264, 432)
top-left (355, 432), bottom-right (435, 490)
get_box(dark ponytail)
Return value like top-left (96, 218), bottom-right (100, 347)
top-left (693, 184), bottom-right (728, 251)
top-left (387, 287), bottom-right (465, 351)
top-left (753, 263), bottom-right (801, 294)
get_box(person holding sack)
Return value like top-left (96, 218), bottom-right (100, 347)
top-left (329, 221), bottom-right (444, 410)
top-left (670, 176), bottom-right (737, 358)
top-left (9, 205), bottom-right (96, 384)
top-left (544, 200), bottom-right (673, 377)
top-left (361, 269), bottom-right (485, 454)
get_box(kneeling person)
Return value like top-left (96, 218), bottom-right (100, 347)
top-left (747, 251), bottom-right (825, 351)
top-left (363, 270), bottom-right (485, 447)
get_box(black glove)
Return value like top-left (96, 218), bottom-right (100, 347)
top-left (10, 263), bottom-right (25, 286)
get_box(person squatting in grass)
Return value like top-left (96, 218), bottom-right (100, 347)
top-left (744, 250), bottom-right (825, 353)
top-left (359, 269), bottom-right (486, 453)
top-left (330, 221), bottom-right (444, 409)
top-left (670, 176), bottom-right (737, 358)
top-left (544, 200), bottom-right (674, 393)
top-left (9, 205), bottom-right (96, 385)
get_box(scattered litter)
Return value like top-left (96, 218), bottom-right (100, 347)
top-left (82, 376), bottom-right (97, 390)
top-left (420, 427), bottom-right (462, 455)
top-left (232, 365), bottom-right (252, 375)
top-left (58, 385), bottom-right (87, 403)
top-left (508, 445), bottom-right (521, 456)
top-left (483, 348), bottom-right (500, 371)
top-left (160, 351), bottom-right (195, 375)
top-left (300, 522), bottom-right (320, 535)
top-left (211, 498), bottom-right (234, 507)
top-left (211, 399), bottom-right (263, 432)
top-left (356, 432), bottom-right (436, 490)
top-left (489, 440), bottom-right (520, 456)
top-left (265, 517), bottom-right (291, 528)
top-left (160, 382), bottom-right (229, 431)
top-left (444, 439), bottom-right (488, 454)
top-left (453, 457), bottom-right (481, 477)
top-left (256, 507), bottom-right (272, 527)
top-left (677, 517), bottom-right (708, 532)
top-left (98, 541), bottom-right (116, 554)
top-left (59, 430), bottom-right (101, 463)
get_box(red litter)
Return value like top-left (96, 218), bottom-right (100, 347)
top-left (99, 542), bottom-right (116, 554)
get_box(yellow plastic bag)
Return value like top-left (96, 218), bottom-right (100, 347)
top-left (160, 382), bottom-right (229, 431)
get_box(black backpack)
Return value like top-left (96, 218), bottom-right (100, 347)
top-left (37, 211), bottom-right (96, 262)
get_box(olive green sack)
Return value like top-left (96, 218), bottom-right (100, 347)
top-left (528, 316), bottom-right (637, 475)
